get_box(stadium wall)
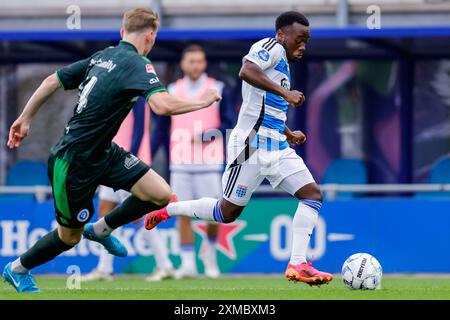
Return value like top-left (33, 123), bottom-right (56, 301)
top-left (0, 198), bottom-right (448, 274)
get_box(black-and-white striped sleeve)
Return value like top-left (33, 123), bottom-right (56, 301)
top-left (224, 165), bottom-right (242, 198)
top-left (262, 38), bottom-right (277, 51)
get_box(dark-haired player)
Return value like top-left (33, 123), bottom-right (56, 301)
top-left (3, 8), bottom-right (220, 293)
top-left (145, 11), bottom-right (333, 286)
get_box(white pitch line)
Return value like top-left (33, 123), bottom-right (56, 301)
top-left (0, 287), bottom-right (301, 292)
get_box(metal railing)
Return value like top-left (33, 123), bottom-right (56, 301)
top-left (0, 186), bottom-right (52, 202)
top-left (1, 184), bottom-right (450, 202)
top-left (254, 183), bottom-right (450, 200)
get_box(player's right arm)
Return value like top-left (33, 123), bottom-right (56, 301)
top-left (239, 60), bottom-right (304, 107)
top-left (7, 57), bottom-right (92, 149)
top-left (239, 40), bottom-right (305, 106)
top-left (130, 59), bottom-right (221, 116)
top-left (148, 89), bottom-right (221, 116)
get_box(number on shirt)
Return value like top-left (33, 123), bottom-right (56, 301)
top-left (76, 76), bottom-right (97, 114)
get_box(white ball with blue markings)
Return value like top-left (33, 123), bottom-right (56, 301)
top-left (341, 253), bottom-right (382, 290)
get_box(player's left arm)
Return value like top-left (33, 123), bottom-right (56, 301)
top-left (284, 125), bottom-right (306, 147)
top-left (239, 61), bottom-right (305, 107)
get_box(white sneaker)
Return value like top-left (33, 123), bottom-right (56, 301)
top-left (80, 269), bottom-right (114, 282)
top-left (204, 261), bottom-right (220, 279)
top-left (202, 248), bottom-right (221, 279)
top-left (145, 268), bottom-right (175, 282)
top-left (175, 265), bottom-right (198, 279)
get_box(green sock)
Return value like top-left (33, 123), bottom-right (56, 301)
top-left (20, 229), bottom-right (73, 270)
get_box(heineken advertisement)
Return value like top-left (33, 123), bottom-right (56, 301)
top-left (0, 198), bottom-right (449, 274)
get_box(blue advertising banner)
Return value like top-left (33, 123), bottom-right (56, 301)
top-left (0, 198), bottom-right (449, 274)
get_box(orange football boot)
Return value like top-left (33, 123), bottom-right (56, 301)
top-left (285, 261), bottom-right (334, 286)
top-left (144, 194), bottom-right (178, 230)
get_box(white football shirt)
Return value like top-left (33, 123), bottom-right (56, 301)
top-left (230, 37), bottom-right (291, 157)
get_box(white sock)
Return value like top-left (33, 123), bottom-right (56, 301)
top-left (289, 201), bottom-right (319, 265)
top-left (11, 258), bottom-right (28, 274)
top-left (147, 228), bottom-right (173, 270)
top-left (96, 248), bottom-right (114, 274)
top-left (93, 217), bottom-right (113, 238)
top-left (180, 249), bottom-right (197, 269)
top-left (203, 240), bottom-right (217, 262)
top-left (167, 198), bottom-right (221, 222)
top-left (204, 236), bottom-right (217, 257)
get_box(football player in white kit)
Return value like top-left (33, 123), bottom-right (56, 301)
top-left (144, 11), bottom-right (333, 286)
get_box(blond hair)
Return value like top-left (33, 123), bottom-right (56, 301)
top-left (122, 8), bottom-right (159, 33)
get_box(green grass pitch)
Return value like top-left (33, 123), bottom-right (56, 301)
top-left (1, 275), bottom-right (449, 300)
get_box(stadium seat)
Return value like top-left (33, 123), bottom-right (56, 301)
top-left (321, 158), bottom-right (367, 199)
top-left (0, 160), bottom-right (49, 202)
top-left (7, 160), bottom-right (49, 186)
top-left (416, 155), bottom-right (450, 199)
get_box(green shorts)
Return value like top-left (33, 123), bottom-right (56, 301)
top-left (47, 143), bottom-right (149, 229)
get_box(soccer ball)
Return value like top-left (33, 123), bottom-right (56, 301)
top-left (341, 253), bottom-right (382, 290)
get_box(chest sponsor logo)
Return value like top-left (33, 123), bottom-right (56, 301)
top-left (124, 155), bottom-right (140, 170)
top-left (281, 78), bottom-right (290, 90)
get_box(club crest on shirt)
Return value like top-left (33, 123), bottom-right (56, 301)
top-left (236, 184), bottom-right (248, 198)
top-left (146, 64), bottom-right (156, 74)
top-left (257, 49), bottom-right (270, 62)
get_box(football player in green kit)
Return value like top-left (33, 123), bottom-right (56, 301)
top-left (3, 8), bottom-right (221, 292)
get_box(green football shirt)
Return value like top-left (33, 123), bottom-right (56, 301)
top-left (51, 40), bottom-right (166, 163)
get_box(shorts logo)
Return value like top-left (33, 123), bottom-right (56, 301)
top-left (124, 154), bottom-right (140, 169)
top-left (77, 209), bottom-right (90, 222)
top-left (258, 49), bottom-right (270, 62)
top-left (236, 184), bottom-right (248, 198)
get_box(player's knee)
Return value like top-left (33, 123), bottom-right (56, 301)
top-left (218, 198), bottom-right (244, 223)
top-left (222, 214), bottom-right (237, 223)
top-left (314, 188), bottom-right (324, 203)
top-left (151, 190), bottom-right (172, 207)
top-left (295, 183), bottom-right (323, 203)
top-left (158, 185), bottom-right (173, 206)
top-left (221, 207), bottom-right (243, 223)
top-left (60, 232), bottom-right (82, 246)
top-left (138, 185), bottom-right (172, 207)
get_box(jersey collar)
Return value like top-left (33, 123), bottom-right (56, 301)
top-left (119, 40), bottom-right (138, 53)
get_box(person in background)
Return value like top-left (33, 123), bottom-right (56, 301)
top-left (152, 45), bottom-right (236, 278)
